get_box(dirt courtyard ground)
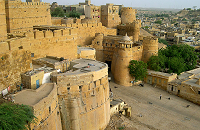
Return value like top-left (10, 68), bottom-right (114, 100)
top-left (105, 80), bottom-right (200, 130)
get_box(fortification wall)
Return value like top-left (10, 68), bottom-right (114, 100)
top-left (0, 28), bottom-right (77, 93)
top-left (90, 33), bottom-right (104, 62)
top-left (0, 0), bottom-right (7, 41)
top-left (120, 7), bottom-right (136, 24)
top-left (55, 64), bottom-right (110, 130)
top-left (51, 22), bottom-right (116, 46)
top-left (117, 20), bottom-right (141, 42)
top-left (111, 45), bottom-right (143, 86)
top-left (65, 22), bottom-right (117, 46)
top-left (142, 36), bottom-right (158, 63)
top-left (5, 0), bottom-right (51, 33)
top-left (51, 17), bottom-right (62, 25)
top-left (0, 50), bottom-right (32, 93)
top-left (15, 83), bottom-right (62, 130)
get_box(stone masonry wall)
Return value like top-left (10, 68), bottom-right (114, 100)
top-left (0, 28), bottom-right (77, 92)
top-left (55, 66), bottom-right (110, 130)
top-left (0, 50), bottom-right (32, 93)
top-left (0, 0), bottom-right (7, 41)
top-left (5, 0), bottom-right (51, 33)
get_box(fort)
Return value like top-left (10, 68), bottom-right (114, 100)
top-left (0, 0), bottom-right (160, 129)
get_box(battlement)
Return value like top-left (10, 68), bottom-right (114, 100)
top-left (121, 7), bottom-right (137, 13)
top-left (143, 36), bottom-right (158, 41)
top-left (64, 22), bottom-right (102, 28)
top-left (5, 0), bottom-right (50, 7)
top-left (0, 27), bottom-right (78, 54)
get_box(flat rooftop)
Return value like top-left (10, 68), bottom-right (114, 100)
top-left (77, 47), bottom-right (95, 54)
top-left (178, 72), bottom-right (193, 80)
top-left (56, 59), bottom-right (107, 76)
top-left (184, 79), bottom-right (200, 88)
top-left (147, 70), bottom-right (175, 78)
top-left (33, 25), bottom-right (72, 30)
top-left (186, 68), bottom-right (200, 75)
top-left (36, 57), bottom-right (60, 64)
top-left (14, 83), bottom-right (54, 106)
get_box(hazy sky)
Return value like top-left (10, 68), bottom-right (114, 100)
top-left (41, 0), bottom-right (200, 9)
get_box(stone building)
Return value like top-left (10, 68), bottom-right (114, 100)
top-left (167, 68), bottom-right (200, 105)
top-left (144, 70), bottom-right (177, 90)
top-left (85, 5), bottom-right (101, 22)
top-left (101, 3), bottom-right (121, 28)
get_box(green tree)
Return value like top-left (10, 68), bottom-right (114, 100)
top-left (155, 20), bottom-right (162, 24)
top-left (68, 11), bottom-right (81, 18)
top-left (147, 44), bottom-right (198, 75)
top-left (128, 60), bottom-right (148, 81)
top-left (0, 102), bottom-right (36, 130)
top-left (51, 7), bottom-right (65, 17)
top-left (158, 38), bottom-right (168, 46)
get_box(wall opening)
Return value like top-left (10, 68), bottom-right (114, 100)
top-left (49, 106), bottom-right (51, 114)
top-left (105, 60), bottom-right (112, 72)
top-left (18, 46), bottom-right (23, 50)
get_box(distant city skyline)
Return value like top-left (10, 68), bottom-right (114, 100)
top-left (40, 0), bottom-right (200, 9)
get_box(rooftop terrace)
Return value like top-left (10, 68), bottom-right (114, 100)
top-left (14, 83), bottom-right (54, 106)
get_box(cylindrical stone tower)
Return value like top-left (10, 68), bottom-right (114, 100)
top-left (120, 7), bottom-right (136, 24)
top-left (112, 34), bottom-right (143, 86)
top-left (132, 20), bottom-right (140, 42)
top-left (142, 36), bottom-right (158, 63)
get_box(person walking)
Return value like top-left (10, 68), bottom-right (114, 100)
top-left (160, 94), bottom-right (162, 100)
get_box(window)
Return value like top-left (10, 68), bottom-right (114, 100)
top-left (159, 79), bottom-right (161, 83)
top-left (31, 53), bottom-right (34, 57)
top-left (49, 106), bottom-right (51, 114)
top-left (18, 46), bottom-right (23, 50)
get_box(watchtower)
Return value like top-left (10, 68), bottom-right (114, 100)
top-left (120, 7), bottom-right (136, 24)
top-left (142, 36), bottom-right (158, 63)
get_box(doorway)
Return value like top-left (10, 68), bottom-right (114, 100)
top-left (36, 79), bottom-right (40, 89)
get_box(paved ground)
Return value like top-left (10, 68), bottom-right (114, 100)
top-left (107, 80), bottom-right (200, 130)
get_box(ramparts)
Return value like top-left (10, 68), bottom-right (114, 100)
top-left (52, 59), bottom-right (110, 130)
top-left (5, 0), bottom-right (51, 33)
top-left (120, 7), bottom-right (136, 24)
top-left (14, 83), bottom-right (62, 130)
top-left (0, 27), bottom-right (78, 92)
top-left (142, 36), bottom-right (158, 63)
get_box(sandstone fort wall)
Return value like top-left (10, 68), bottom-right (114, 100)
top-left (54, 61), bottom-right (110, 130)
top-left (142, 36), bottom-right (158, 63)
top-left (0, 0), bottom-right (7, 41)
top-left (111, 45), bottom-right (143, 86)
top-left (5, 0), bottom-right (51, 33)
top-left (0, 28), bottom-right (78, 92)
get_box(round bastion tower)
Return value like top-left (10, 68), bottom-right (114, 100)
top-left (142, 36), bottom-right (158, 63)
top-left (131, 20), bottom-right (140, 42)
top-left (120, 7), bottom-right (136, 24)
top-left (111, 34), bottom-right (143, 86)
